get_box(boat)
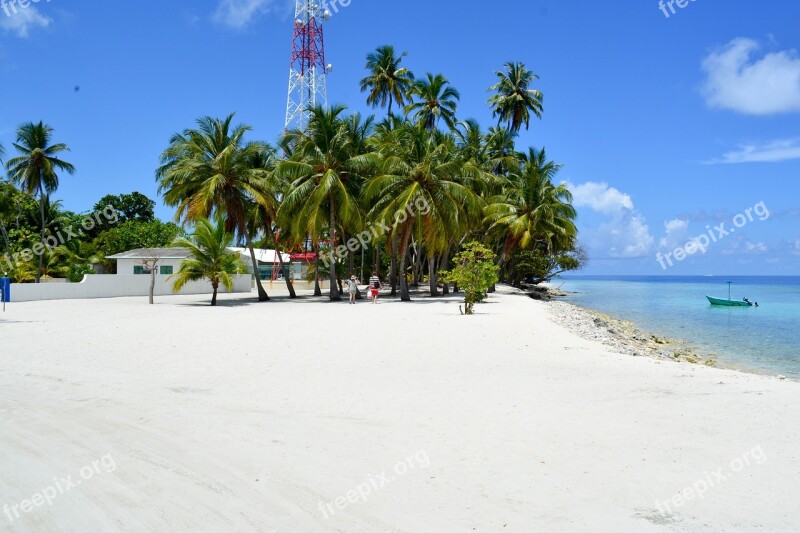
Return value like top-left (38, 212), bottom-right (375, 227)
top-left (706, 295), bottom-right (752, 307)
top-left (706, 282), bottom-right (756, 307)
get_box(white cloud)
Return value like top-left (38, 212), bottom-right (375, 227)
top-left (569, 181), bottom-right (634, 215)
top-left (567, 181), bottom-right (654, 259)
top-left (701, 38), bottom-right (800, 115)
top-left (745, 241), bottom-right (768, 254)
top-left (659, 218), bottom-right (689, 250)
top-left (792, 239), bottom-right (800, 256)
top-left (709, 138), bottom-right (800, 164)
top-left (0, 5), bottom-right (51, 38)
top-left (213, 0), bottom-right (277, 29)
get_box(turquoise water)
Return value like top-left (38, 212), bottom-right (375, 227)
top-left (556, 276), bottom-right (800, 378)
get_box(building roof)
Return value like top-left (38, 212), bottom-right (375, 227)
top-left (107, 247), bottom-right (291, 263)
top-left (106, 248), bottom-right (192, 260)
top-left (228, 247), bottom-right (292, 263)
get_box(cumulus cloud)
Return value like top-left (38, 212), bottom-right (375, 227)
top-left (0, 5), bottom-right (51, 37)
top-left (793, 239), bottom-right (800, 256)
top-left (567, 181), bottom-right (654, 259)
top-left (708, 138), bottom-right (800, 164)
top-left (659, 218), bottom-right (689, 250)
top-left (570, 182), bottom-right (634, 215)
top-left (212, 0), bottom-right (278, 29)
top-left (701, 38), bottom-right (800, 115)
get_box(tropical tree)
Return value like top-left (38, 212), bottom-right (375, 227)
top-left (405, 74), bottom-right (461, 132)
top-left (171, 217), bottom-right (246, 306)
top-left (5, 122), bottom-right (75, 283)
top-left (484, 147), bottom-right (577, 265)
top-left (276, 105), bottom-right (375, 301)
top-left (360, 45), bottom-right (415, 117)
top-left (365, 123), bottom-right (484, 300)
top-left (156, 114), bottom-right (272, 301)
top-left (488, 62), bottom-right (544, 135)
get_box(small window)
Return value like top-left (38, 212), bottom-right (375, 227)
top-left (133, 266), bottom-right (143, 275)
top-left (160, 266), bottom-right (173, 275)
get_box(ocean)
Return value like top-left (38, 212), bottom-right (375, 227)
top-left (556, 276), bottom-right (800, 378)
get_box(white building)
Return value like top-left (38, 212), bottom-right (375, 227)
top-left (107, 247), bottom-right (295, 280)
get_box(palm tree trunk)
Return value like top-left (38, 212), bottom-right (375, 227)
top-left (313, 244), bottom-right (322, 296)
top-left (36, 184), bottom-right (45, 283)
top-left (328, 192), bottom-right (341, 301)
top-left (428, 254), bottom-right (439, 297)
top-left (246, 233), bottom-right (269, 301)
top-left (268, 227), bottom-right (296, 298)
top-left (441, 248), bottom-right (450, 295)
top-left (0, 218), bottom-right (10, 254)
top-left (360, 246), bottom-right (365, 282)
top-left (211, 281), bottom-right (219, 306)
top-left (389, 235), bottom-right (398, 296)
top-left (398, 223), bottom-right (414, 301)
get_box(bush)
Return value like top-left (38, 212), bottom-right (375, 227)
top-left (441, 242), bottom-right (499, 315)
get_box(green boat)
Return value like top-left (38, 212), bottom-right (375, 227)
top-left (707, 282), bottom-right (755, 307)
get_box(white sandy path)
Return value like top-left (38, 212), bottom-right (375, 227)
top-left (0, 286), bottom-right (798, 532)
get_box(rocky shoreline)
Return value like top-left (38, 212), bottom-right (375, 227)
top-left (543, 297), bottom-right (717, 367)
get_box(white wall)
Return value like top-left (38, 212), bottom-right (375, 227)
top-left (9, 274), bottom-right (252, 302)
top-left (115, 258), bottom-right (185, 275)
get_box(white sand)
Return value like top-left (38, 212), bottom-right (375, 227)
top-left (1, 286), bottom-right (798, 532)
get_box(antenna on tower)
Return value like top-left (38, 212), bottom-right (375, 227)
top-left (285, 0), bottom-right (331, 131)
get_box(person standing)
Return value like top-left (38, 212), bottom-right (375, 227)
top-left (346, 275), bottom-right (359, 304)
top-left (368, 271), bottom-right (382, 304)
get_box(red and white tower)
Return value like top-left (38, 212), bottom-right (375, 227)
top-left (285, 0), bottom-right (332, 130)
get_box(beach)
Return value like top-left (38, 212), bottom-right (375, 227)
top-left (1, 287), bottom-right (799, 532)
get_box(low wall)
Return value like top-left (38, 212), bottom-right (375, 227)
top-left (9, 274), bottom-right (252, 302)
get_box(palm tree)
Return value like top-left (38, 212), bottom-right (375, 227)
top-left (276, 105), bottom-right (375, 301)
top-left (156, 114), bottom-right (272, 301)
top-left (5, 122), bottom-right (75, 283)
top-left (405, 74), bottom-right (460, 132)
top-left (488, 62), bottom-right (544, 135)
top-left (365, 123), bottom-right (484, 300)
top-left (484, 147), bottom-right (577, 262)
top-left (171, 217), bottom-right (246, 306)
top-left (360, 45), bottom-right (415, 117)
top-left (243, 143), bottom-right (298, 298)
top-left (0, 182), bottom-right (13, 253)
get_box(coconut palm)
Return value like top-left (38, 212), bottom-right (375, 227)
top-left (243, 143), bottom-right (298, 298)
top-left (171, 216), bottom-right (245, 306)
top-left (365, 123), bottom-right (484, 300)
top-left (488, 62), bottom-right (544, 135)
top-left (156, 114), bottom-right (272, 301)
top-left (360, 45), bottom-right (415, 117)
top-left (276, 105), bottom-right (376, 301)
top-left (405, 74), bottom-right (461, 132)
top-left (0, 182), bottom-right (14, 253)
top-left (484, 147), bottom-right (577, 262)
top-left (5, 122), bottom-right (75, 283)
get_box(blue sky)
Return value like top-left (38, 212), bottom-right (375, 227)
top-left (1, 0), bottom-right (798, 275)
